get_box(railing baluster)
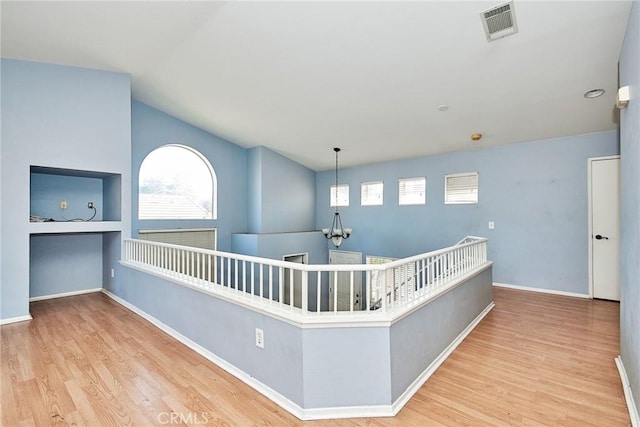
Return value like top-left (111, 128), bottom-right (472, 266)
top-left (381, 269), bottom-right (387, 312)
top-left (268, 266), bottom-right (273, 301)
top-left (366, 271), bottom-right (371, 312)
top-left (392, 268), bottom-right (397, 308)
top-left (220, 255), bottom-right (225, 286)
top-left (289, 267), bottom-right (294, 307)
top-left (333, 270), bottom-right (338, 313)
top-left (249, 261), bottom-right (256, 295)
top-left (279, 267), bottom-right (284, 306)
top-left (349, 270), bottom-right (354, 312)
top-left (407, 264), bottom-right (413, 302)
top-left (243, 260), bottom-right (247, 294)
top-left (234, 259), bottom-right (239, 291)
top-left (212, 255), bottom-right (217, 284)
top-left (302, 270), bottom-right (308, 314)
top-left (259, 263), bottom-right (264, 299)
top-left (316, 271), bottom-right (321, 313)
top-left (192, 250), bottom-right (195, 276)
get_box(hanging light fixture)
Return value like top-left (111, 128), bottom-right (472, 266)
top-left (322, 147), bottom-right (352, 247)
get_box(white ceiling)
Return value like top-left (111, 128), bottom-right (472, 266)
top-left (1, 1), bottom-right (632, 171)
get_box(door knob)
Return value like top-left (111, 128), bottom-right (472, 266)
top-left (595, 234), bottom-right (609, 240)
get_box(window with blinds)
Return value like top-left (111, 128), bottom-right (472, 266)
top-left (138, 228), bottom-right (217, 282)
top-left (445, 172), bottom-right (479, 204)
top-left (330, 184), bottom-right (349, 207)
top-left (399, 177), bottom-right (426, 205)
top-left (361, 181), bottom-right (384, 206)
top-left (138, 228), bottom-right (217, 250)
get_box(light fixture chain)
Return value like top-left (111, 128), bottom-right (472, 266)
top-left (335, 148), bottom-right (339, 212)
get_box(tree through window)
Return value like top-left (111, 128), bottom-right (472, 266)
top-left (139, 145), bottom-right (217, 219)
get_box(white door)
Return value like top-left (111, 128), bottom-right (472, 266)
top-left (590, 157), bottom-right (620, 301)
top-left (329, 250), bottom-right (362, 311)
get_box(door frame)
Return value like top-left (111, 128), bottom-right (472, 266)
top-left (282, 253), bottom-right (308, 308)
top-left (329, 249), bottom-right (363, 311)
top-left (587, 155), bottom-right (620, 298)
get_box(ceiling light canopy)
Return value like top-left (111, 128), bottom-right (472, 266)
top-left (584, 88), bottom-right (605, 99)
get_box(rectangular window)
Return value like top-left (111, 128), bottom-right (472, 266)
top-left (445, 172), bottom-right (479, 204)
top-left (361, 181), bottom-right (383, 206)
top-left (399, 177), bottom-right (426, 205)
top-left (330, 184), bottom-right (349, 207)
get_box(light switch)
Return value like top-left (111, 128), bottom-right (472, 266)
top-left (488, 221), bottom-right (495, 230)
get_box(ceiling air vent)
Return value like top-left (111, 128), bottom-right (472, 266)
top-left (481, 1), bottom-right (518, 42)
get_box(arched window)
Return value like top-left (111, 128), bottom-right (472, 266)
top-left (138, 145), bottom-right (217, 219)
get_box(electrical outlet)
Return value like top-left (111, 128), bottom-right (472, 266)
top-left (255, 328), bottom-right (264, 349)
top-left (111, 268), bottom-right (115, 278)
top-left (88, 201), bottom-right (94, 209)
top-left (488, 221), bottom-right (495, 230)
top-left (59, 200), bottom-right (67, 210)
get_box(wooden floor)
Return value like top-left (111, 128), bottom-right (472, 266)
top-left (1, 287), bottom-right (630, 426)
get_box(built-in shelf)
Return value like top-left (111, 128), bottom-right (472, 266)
top-left (30, 165), bottom-right (122, 227)
top-left (29, 221), bottom-right (122, 235)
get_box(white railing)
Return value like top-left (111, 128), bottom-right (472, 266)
top-left (122, 236), bottom-right (489, 320)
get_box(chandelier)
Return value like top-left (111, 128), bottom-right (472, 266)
top-left (322, 147), bottom-right (352, 247)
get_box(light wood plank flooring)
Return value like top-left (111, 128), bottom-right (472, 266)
top-left (1, 287), bottom-right (630, 426)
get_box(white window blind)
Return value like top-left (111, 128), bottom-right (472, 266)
top-left (445, 172), bottom-right (479, 204)
top-left (138, 228), bottom-right (217, 282)
top-left (399, 177), bottom-right (426, 205)
top-left (361, 181), bottom-right (383, 206)
top-left (138, 228), bottom-right (217, 250)
top-left (330, 184), bottom-right (349, 207)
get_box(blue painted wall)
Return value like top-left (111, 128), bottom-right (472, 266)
top-left (302, 326), bottom-right (391, 407)
top-left (30, 173), bottom-right (103, 221)
top-left (1, 59), bottom-right (131, 320)
top-left (116, 267), bottom-right (305, 407)
top-left (30, 234), bottom-right (103, 297)
top-left (619, 0), bottom-right (640, 414)
top-left (246, 146), bottom-right (316, 234)
top-left (247, 149), bottom-right (263, 233)
top-left (316, 131), bottom-right (618, 295)
top-left (131, 101), bottom-right (247, 252)
top-left (390, 267), bottom-right (492, 401)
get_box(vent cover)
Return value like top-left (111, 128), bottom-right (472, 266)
top-left (481, 1), bottom-right (518, 42)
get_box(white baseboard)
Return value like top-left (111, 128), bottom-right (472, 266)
top-left (301, 404), bottom-right (393, 420)
top-left (101, 288), bottom-right (493, 420)
top-left (0, 314), bottom-right (33, 325)
top-left (29, 287), bottom-right (103, 302)
top-left (616, 356), bottom-right (640, 427)
top-left (390, 301), bottom-right (495, 416)
top-left (493, 282), bottom-right (590, 299)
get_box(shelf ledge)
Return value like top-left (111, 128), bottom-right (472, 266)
top-left (29, 221), bottom-right (122, 234)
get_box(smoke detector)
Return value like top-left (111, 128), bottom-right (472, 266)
top-left (481, 1), bottom-right (518, 42)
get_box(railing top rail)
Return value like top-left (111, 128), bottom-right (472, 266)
top-left (125, 236), bottom-right (487, 272)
